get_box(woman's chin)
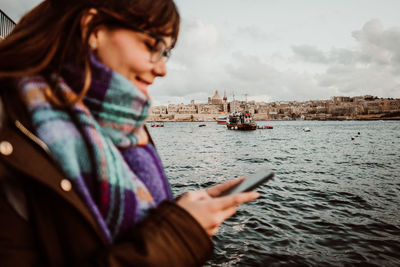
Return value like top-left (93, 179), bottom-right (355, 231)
top-left (137, 84), bottom-right (149, 95)
top-left (131, 80), bottom-right (149, 95)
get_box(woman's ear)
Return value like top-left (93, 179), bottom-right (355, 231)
top-left (81, 8), bottom-right (98, 49)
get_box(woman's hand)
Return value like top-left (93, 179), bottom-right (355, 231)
top-left (176, 177), bottom-right (259, 236)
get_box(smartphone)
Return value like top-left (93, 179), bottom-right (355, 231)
top-left (219, 169), bottom-right (275, 196)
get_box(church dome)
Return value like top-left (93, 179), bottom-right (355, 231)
top-left (212, 90), bottom-right (223, 104)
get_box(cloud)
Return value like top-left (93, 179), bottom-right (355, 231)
top-left (317, 64), bottom-right (399, 97)
top-left (289, 19), bottom-right (400, 98)
top-left (219, 52), bottom-right (326, 101)
top-left (321, 19), bottom-right (400, 96)
top-left (329, 48), bottom-right (359, 65)
top-left (3, 1), bottom-right (399, 105)
top-left (352, 19), bottom-right (400, 68)
top-left (291, 18), bottom-right (400, 76)
top-left (292, 45), bottom-right (329, 64)
top-left (235, 25), bottom-right (274, 42)
top-left (152, 18), bottom-right (326, 104)
top-left (151, 18), bottom-right (400, 106)
top-left (151, 19), bottom-right (230, 103)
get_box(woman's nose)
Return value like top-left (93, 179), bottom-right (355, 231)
top-left (153, 60), bottom-right (167, 77)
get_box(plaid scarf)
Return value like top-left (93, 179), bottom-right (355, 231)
top-left (17, 57), bottom-right (172, 242)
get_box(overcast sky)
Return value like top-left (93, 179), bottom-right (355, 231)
top-left (2, 0), bottom-right (400, 105)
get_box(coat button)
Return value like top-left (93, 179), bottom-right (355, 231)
top-left (60, 179), bottom-right (72, 192)
top-left (0, 141), bottom-right (13, 156)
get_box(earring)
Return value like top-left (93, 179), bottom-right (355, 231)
top-left (89, 41), bottom-right (97, 49)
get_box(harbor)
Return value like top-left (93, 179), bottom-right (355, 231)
top-left (2, 1), bottom-right (400, 266)
top-left (148, 91), bottom-right (400, 122)
top-left (149, 120), bottom-right (400, 266)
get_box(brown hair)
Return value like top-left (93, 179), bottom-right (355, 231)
top-left (0, 0), bottom-right (180, 105)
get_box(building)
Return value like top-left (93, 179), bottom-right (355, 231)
top-left (0, 9), bottom-right (16, 40)
top-left (148, 92), bottom-right (400, 121)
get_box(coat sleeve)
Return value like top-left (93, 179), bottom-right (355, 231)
top-left (86, 201), bottom-right (214, 267)
top-left (0, 179), bottom-right (213, 267)
top-left (0, 164), bottom-right (213, 267)
top-left (0, 140), bottom-right (213, 266)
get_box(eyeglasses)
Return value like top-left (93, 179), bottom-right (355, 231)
top-left (96, 8), bottom-right (175, 63)
top-left (143, 30), bottom-right (172, 63)
top-left (109, 22), bottom-right (172, 63)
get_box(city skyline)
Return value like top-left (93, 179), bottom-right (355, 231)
top-left (153, 90), bottom-right (398, 106)
top-left (149, 92), bottom-right (400, 122)
top-left (2, 0), bottom-right (400, 105)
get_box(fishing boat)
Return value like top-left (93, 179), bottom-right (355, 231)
top-left (226, 111), bottom-right (257, 131)
top-left (226, 94), bottom-right (257, 130)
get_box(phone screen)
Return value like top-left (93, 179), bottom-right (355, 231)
top-left (220, 169), bottom-right (274, 196)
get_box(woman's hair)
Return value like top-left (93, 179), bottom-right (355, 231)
top-left (0, 0), bottom-right (180, 104)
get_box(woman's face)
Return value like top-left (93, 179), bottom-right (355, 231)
top-left (91, 27), bottom-right (172, 94)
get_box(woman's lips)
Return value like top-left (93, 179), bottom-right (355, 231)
top-left (135, 77), bottom-right (152, 94)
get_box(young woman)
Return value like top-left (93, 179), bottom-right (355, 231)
top-left (0, 0), bottom-right (259, 266)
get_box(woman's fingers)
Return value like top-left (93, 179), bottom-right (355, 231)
top-left (219, 206), bottom-right (238, 222)
top-left (206, 177), bottom-right (246, 197)
top-left (180, 189), bottom-right (210, 201)
top-left (214, 191), bottom-right (259, 211)
top-left (204, 206), bottom-right (237, 236)
top-left (177, 189), bottom-right (259, 236)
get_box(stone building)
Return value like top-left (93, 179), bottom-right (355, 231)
top-left (201, 90), bottom-right (228, 113)
top-left (150, 105), bottom-right (167, 114)
top-left (211, 90), bottom-right (222, 104)
top-left (148, 93), bottom-right (400, 121)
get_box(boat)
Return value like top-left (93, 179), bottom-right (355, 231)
top-left (226, 111), bottom-right (257, 131)
top-left (150, 122), bottom-right (164, 127)
top-left (198, 124), bottom-right (206, 127)
top-left (303, 127), bottom-right (311, 132)
top-left (226, 94), bottom-right (257, 130)
top-left (216, 116), bottom-right (228, 124)
top-left (257, 125), bottom-right (274, 129)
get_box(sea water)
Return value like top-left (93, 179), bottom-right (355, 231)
top-left (148, 120), bottom-right (400, 266)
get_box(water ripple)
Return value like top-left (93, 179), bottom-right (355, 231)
top-left (149, 121), bottom-right (400, 266)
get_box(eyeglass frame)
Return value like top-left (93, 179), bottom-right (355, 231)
top-left (102, 21), bottom-right (173, 63)
top-left (140, 29), bottom-right (172, 63)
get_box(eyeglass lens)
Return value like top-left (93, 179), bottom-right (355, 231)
top-left (150, 39), bottom-right (170, 63)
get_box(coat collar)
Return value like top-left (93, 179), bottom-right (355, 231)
top-left (0, 90), bottom-right (108, 244)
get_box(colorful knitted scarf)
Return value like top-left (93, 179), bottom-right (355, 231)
top-left (17, 56), bottom-right (172, 242)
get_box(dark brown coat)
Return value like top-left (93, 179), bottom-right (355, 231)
top-left (0, 89), bottom-right (213, 267)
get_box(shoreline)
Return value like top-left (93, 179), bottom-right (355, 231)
top-left (147, 114), bottom-right (400, 122)
top-left (147, 117), bottom-right (400, 122)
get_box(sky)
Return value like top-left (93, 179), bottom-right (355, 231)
top-left (2, 0), bottom-right (400, 106)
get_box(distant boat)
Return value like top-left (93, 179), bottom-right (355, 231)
top-left (216, 116), bottom-right (228, 124)
top-left (150, 122), bottom-right (164, 127)
top-left (226, 111), bottom-right (257, 131)
top-left (257, 125), bottom-right (274, 129)
top-left (303, 127), bottom-right (311, 132)
top-left (198, 124), bottom-right (206, 127)
top-left (226, 93), bottom-right (256, 130)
